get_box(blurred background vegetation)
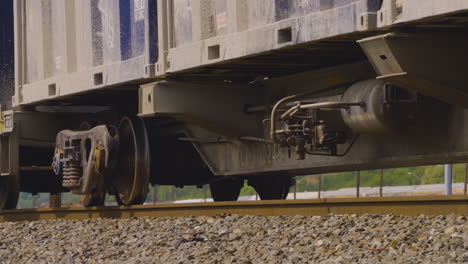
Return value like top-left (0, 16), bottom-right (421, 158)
top-left (17, 164), bottom-right (466, 208)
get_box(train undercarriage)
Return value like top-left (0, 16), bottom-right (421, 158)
top-left (0, 29), bottom-right (466, 209)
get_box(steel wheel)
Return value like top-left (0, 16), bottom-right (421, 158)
top-left (80, 189), bottom-right (106, 207)
top-left (0, 175), bottom-right (19, 209)
top-left (248, 176), bottom-right (292, 200)
top-left (210, 178), bottom-right (244, 201)
top-left (112, 116), bottom-right (149, 206)
top-left (79, 121), bottom-right (106, 207)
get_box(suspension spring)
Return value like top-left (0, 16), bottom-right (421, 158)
top-left (62, 161), bottom-right (82, 188)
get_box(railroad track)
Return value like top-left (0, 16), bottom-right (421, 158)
top-left (1, 195), bottom-right (466, 223)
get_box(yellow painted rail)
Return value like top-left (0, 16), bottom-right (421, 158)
top-left (1, 195), bottom-right (467, 222)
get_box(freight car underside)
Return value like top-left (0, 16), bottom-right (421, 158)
top-left (3, 6), bottom-right (468, 207)
top-left (141, 11), bottom-right (468, 179)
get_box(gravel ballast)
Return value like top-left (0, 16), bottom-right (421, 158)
top-left (0, 214), bottom-right (466, 263)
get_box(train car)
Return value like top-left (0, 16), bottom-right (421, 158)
top-left (0, 0), bottom-right (467, 208)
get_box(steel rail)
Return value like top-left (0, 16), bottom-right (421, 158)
top-left (0, 196), bottom-right (466, 223)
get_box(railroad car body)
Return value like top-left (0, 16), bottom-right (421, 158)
top-left (0, 0), bottom-right (467, 208)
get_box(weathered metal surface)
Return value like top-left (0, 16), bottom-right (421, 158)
top-left (359, 32), bottom-right (468, 108)
top-left (341, 79), bottom-right (417, 133)
top-left (163, 0), bottom-right (376, 75)
top-left (378, 0), bottom-right (468, 28)
top-left (12, 0), bottom-right (468, 106)
top-left (53, 125), bottom-right (119, 194)
top-left (0, 0), bottom-right (14, 108)
top-left (139, 80), bottom-right (263, 136)
top-left (14, 0), bottom-right (158, 106)
top-left (183, 95), bottom-right (468, 177)
top-left (163, 0), bottom-right (468, 79)
top-left (49, 193), bottom-right (62, 208)
top-left (0, 195), bottom-right (466, 222)
top-left (112, 116), bottom-right (150, 206)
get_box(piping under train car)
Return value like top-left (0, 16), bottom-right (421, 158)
top-left (0, 0), bottom-right (467, 208)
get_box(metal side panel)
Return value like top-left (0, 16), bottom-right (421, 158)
top-left (14, 0), bottom-right (159, 107)
top-left (166, 0), bottom-right (368, 73)
top-left (161, 0), bottom-right (468, 80)
top-left (164, 0), bottom-right (468, 76)
top-left (378, 0), bottom-right (468, 28)
top-left (0, 0), bottom-right (15, 108)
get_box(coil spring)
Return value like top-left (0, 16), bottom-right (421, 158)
top-left (62, 161), bottom-right (82, 188)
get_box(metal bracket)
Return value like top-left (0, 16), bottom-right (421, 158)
top-left (53, 125), bottom-right (119, 194)
top-left (0, 110), bottom-right (14, 134)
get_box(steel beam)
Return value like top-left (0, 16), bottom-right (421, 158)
top-left (0, 196), bottom-right (466, 222)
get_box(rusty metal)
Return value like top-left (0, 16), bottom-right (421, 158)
top-left (49, 193), bottom-right (61, 208)
top-left (0, 196), bottom-right (466, 223)
top-left (53, 125), bottom-right (119, 195)
top-left (112, 116), bottom-right (150, 206)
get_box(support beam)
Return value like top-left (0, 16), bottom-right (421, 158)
top-left (49, 193), bottom-right (61, 208)
top-left (359, 32), bottom-right (468, 107)
top-left (379, 169), bottom-right (384, 197)
top-left (356, 171), bottom-right (361, 198)
top-left (445, 164), bottom-right (453, 195)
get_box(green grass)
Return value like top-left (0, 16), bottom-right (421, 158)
top-left (17, 164), bottom-right (466, 207)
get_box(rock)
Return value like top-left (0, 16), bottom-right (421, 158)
top-left (218, 229), bottom-right (229, 236)
top-left (0, 213), bottom-right (464, 263)
top-left (315, 240), bottom-right (324, 247)
top-left (444, 226), bottom-right (457, 235)
top-left (228, 233), bottom-right (241, 241)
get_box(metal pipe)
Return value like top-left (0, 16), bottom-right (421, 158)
top-left (445, 164), bottom-right (453, 195)
top-left (294, 182), bottom-right (297, 200)
top-left (269, 83), bottom-right (352, 142)
top-left (271, 95), bottom-right (297, 142)
top-left (380, 169), bottom-right (384, 197)
top-left (178, 137), bottom-right (228, 144)
top-left (356, 171), bottom-right (361, 198)
top-left (318, 175), bottom-right (322, 199)
top-left (245, 105), bottom-right (269, 114)
top-left (465, 164), bottom-right (468, 195)
top-left (239, 136), bottom-right (274, 144)
top-left (280, 104), bottom-right (300, 119)
top-left (280, 102), bottom-right (364, 120)
top-left (300, 102), bottom-right (362, 110)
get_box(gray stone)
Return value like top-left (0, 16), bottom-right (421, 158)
top-left (0, 214), bottom-right (465, 263)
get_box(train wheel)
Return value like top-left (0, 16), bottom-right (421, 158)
top-left (80, 189), bottom-right (106, 207)
top-left (0, 175), bottom-right (19, 209)
top-left (248, 176), bottom-right (292, 200)
top-left (112, 116), bottom-right (149, 206)
top-left (210, 178), bottom-right (244, 201)
top-left (79, 122), bottom-right (106, 207)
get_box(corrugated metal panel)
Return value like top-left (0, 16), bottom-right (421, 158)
top-left (0, 0), bottom-right (14, 108)
top-left (172, 0), bottom-right (371, 48)
top-left (166, 0), bottom-right (370, 74)
top-left (15, 0), bottom-right (158, 106)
